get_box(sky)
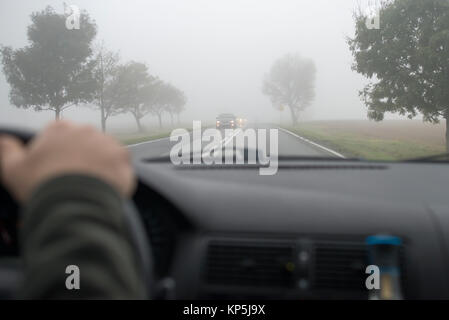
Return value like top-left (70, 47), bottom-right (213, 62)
top-left (0, 0), bottom-right (394, 131)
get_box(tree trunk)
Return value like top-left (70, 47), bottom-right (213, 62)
top-left (170, 113), bottom-right (174, 127)
top-left (134, 115), bottom-right (143, 132)
top-left (55, 108), bottom-right (61, 120)
top-left (157, 113), bottom-right (162, 129)
top-left (100, 107), bottom-right (106, 132)
top-left (100, 54), bottom-right (105, 132)
top-left (446, 117), bottom-right (449, 152)
top-left (289, 106), bottom-right (298, 126)
top-left (101, 115), bottom-right (107, 133)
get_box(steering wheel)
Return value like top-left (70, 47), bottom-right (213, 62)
top-left (0, 127), bottom-right (155, 299)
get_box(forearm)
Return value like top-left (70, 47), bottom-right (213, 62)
top-left (19, 175), bottom-right (146, 299)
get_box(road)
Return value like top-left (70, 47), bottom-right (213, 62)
top-left (128, 123), bottom-right (344, 160)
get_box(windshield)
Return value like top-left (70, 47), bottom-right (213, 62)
top-left (0, 0), bottom-right (448, 162)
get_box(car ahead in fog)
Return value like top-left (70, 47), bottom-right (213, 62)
top-left (216, 113), bottom-right (237, 129)
top-left (236, 117), bottom-right (247, 128)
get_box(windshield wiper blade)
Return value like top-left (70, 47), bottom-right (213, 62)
top-left (405, 152), bottom-right (449, 162)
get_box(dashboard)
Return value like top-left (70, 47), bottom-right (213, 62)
top-left (1, 159), bottom-right (449, 299)
top-left (131, 159), bottom-right (449, 299)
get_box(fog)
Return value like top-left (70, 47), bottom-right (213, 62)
top-left (0, 0), bottom-right (390, 131)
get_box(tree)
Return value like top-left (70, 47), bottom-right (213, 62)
top-left (348, 0), bottom-right (449, 151)
top-left (91, 44), bottom-right (120, 132)
top-left (154, 83), bottom-right (187, 127)
top-left (262, 53), bottom-right (316, 125)
top-left (0, 6), bottom-right (97, 119)
top-left (149, 81), bottom-right (168, 129)
top-left (109, 61), bottom-right (157, 132)
top-left (171, 88), bottom-right (187, 125)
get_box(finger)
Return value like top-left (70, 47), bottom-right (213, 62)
top-left (0, 135), bottom-right (25, 158)
top-left (0, 135), bottom-right (25, 176)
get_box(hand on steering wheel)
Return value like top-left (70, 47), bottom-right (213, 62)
top-left (0, 123), bottom-right (154, 298)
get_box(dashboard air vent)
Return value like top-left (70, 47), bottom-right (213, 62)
top-left (313, 241), bottom-right (368, 292)
top-left (205, 241), bottom-right (295, 288)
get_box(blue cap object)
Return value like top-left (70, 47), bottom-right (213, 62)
top-left (366, 235), bottom-right (402, 246)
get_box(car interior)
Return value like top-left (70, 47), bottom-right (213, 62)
top-left (1, 128), bottom-right (449, 300)
top-left (1, 0), bottom-right (449, 302)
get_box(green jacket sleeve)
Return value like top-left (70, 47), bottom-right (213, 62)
top-left (18, 174), bottom-right (147, 299)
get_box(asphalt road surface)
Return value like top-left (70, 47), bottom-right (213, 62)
top-left (128, 123), bottom-right (344, 160)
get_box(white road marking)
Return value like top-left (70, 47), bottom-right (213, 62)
top-left (277, 127), bottom-right (346, 158)
top-left (127, 128), bottom-right (242, 159)
top-left (127, 137), bottom-right (170, 148)
top-left (127, 133), bottom-right (191, 148)
top-left (222, 128), bottom-right (242, 147)
top-left (201, 128), bottom-right (242, 158)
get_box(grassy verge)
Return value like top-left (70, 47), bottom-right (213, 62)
top-left (285, 123), bottom-right (445, 161)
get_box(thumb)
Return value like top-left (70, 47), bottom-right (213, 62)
top-left (0, 135), bottom-right (25, 178)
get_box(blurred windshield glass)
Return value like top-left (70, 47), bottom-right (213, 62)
top-left (0, 0), bottom-right (448, 162)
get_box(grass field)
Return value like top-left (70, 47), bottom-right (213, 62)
top-left (285, 120), bottom-right (446, 161)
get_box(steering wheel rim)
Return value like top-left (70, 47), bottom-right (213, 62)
top-left (0, 127), bottom-right (155, 299)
